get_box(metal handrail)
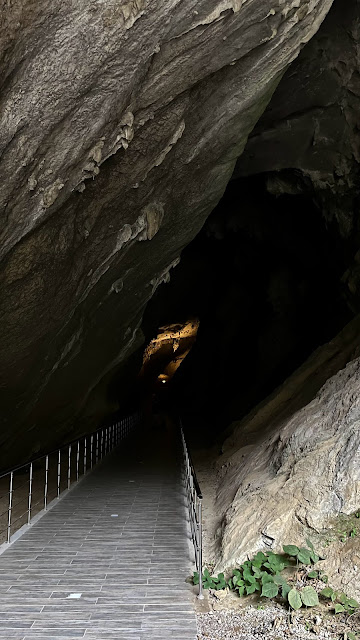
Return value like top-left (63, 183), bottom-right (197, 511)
top-left (180, 422), bottom-right (204, 600)
top-left (0, 412), bottom-right (139, 479)
top-left (0, 411), bottom-right (141, 545)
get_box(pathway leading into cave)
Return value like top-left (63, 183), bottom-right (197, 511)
top-left (0, 426), bottom-right (196, 639)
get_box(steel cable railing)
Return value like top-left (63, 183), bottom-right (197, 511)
top-left (0, 411), bottom-right (141, 546)
top-left (180, 422), bottom-right (204, 600)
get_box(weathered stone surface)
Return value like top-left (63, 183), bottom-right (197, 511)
top-left (235, 0), bottom-right (360, 274)
top-left (210, 315), bottom-right (360, 572)
top-left (0, 0), bottom-right (333, 469)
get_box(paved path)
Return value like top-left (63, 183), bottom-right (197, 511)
top-left (0, 426), bottom-right (197, 639)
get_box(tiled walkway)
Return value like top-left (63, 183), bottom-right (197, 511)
top-left (0, 426), bottom-right (197, 639)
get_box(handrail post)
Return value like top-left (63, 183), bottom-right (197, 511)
top-left (27, 463), bottom-right (33, 525)
top-left (76, 441), bottom-right (80, 482)
top-left (67, 445), bottom-right (71, 490)
top-left (7, 471), bottom-right (13, 543)
top-left (84, 437), bottom-right (87, 474)
top-left (44, 455), bottom-right (49, 511)
top-left (197, 499), bottom-right (204, 599)
top-left (57, 450), bottom-right (61, 498)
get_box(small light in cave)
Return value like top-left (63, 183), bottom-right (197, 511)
top-left (161, 379), bottom-right (166, 384)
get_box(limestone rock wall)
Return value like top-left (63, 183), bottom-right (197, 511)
top-left (0, 0), bottom-right (333, 469)
top-left (213, 315), bottom-right (360, 572)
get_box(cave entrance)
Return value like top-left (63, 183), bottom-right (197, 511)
top-left (141, 173), bottom-right (354, 442)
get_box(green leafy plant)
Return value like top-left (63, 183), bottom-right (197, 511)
top-left (320, 587), bottom-right (359, 615)
top-left (192, 540), bottom-right (357, 617)
top-left (193, 568), bottom-right (227, 590)
top-left (307, 569), bottom-right (328, 582)
top-left (283, 539), bottom-right (320, 564)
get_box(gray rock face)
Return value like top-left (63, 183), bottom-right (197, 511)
top-left (213, 316), bottom-right (360, 571)
top-left (235, 0), bottom-right (360, 243)
top-left (0, 0), bottom-right (333, 468)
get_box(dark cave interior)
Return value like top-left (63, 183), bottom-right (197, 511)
top-left (139, 172), bottom-right (354, 443)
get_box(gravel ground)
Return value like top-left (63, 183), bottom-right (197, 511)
top-left (196, 606), bottom-right (335, 640)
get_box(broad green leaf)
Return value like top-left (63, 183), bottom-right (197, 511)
top-left (306, 538), bottom-right (314, 551)
top-left (252, 552), bottom-right (267, 567)
top-left (217, 573), bottom-right (225, 581)
top-left (228, 578), bottom-right (233, 589)
top-left (347, 598), bottom-right (359, 609)
top-left (334, 603), bottom-right (345, 614)
top-left (203, 568), bottom-right (210, 579)
top-left (282, 583), bottom-right (291, 598)
top-left (272, 553), bottom-right (287, 562)
top-left (233, 569), bottom-right (241, 577)
top-left (283, 545), bottom-right (299, 556)
top-left (246, 583), bottom-right (257, 595)
top-left (301, 586), bottom-right (319, 607)
top-left (237, 586), bottom-right (245, 597)
top-left (339, 593), bottom-right (348, 605)
top-left (193, 572), bottom-right (199, 585)
top-left (308, 570), bottom-right (318, 578)
top-left (261, 574), bottom-right (274, 585)
top-left (348, 632), bottom-right (357, 640)
top-left (243, 568), bottom-right (253, 581)
top-left (320, 587), bottom-right (333, 599)
top-left (203, 580), bottom-right (212, 589)
top-left (265, 558), bottom-right (287, 573)
top-left (288, 588), bottom-right (302, 610)
top-left (273, 574), bottom-right (287, 586)
top-left (261, 582), bottom-right (279, 598)
top-left (310, 551), bottom-right (320, 564)
top-left (321, 575), bottom-right (329, 583)
top-left (297, 548), bottom-right (312, 565)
